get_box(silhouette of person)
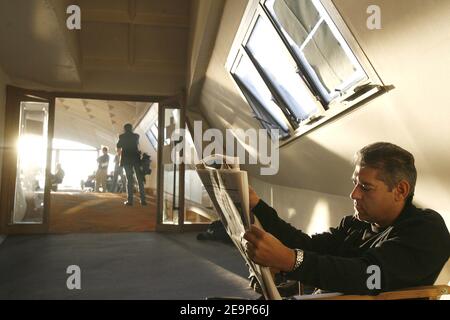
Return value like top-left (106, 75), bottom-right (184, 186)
top-left (116, 124), bottom-right (146, 206)
top-left (50, 163), bottom-right (65, 191)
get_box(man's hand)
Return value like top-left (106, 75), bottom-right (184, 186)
top-left (243, 225), bottom-right (296, 272)
top-left (249, 186), bottom-right (260, 211)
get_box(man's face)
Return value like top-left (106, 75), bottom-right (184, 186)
top-left (350, 166), bottom-right (396, 225)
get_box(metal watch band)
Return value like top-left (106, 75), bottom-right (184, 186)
top-left (292, 249), bottom-right (304, 271)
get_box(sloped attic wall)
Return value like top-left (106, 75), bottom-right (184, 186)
top-left (0, 0), bottom-right (81, 90)
top-left (185, 0), bottom-right (225, 149)
top-left (193, 0), bottom-right (450, 241)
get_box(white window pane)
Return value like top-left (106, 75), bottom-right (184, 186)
top-left (151, 124), bottom-right (158, 139)
top-left (234, 54), bottom-right (289, 133)
top-left (146, 129), bottom-right (157, 150)
top-left (303, 21), bottom-right (362, 93)
top-left (265, 0), bottom-right (365, 99)
top-left (246, 16), bottom-right (318, 121)
top-left (267, 0), bottom-right (320, 44)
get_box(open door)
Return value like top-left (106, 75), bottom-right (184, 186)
top-left (156, 95), bottom-right (212, 232)
top-left (156, 95), bottom-right (186, 231)
top-left (0, 86), bottom-right (55, 234)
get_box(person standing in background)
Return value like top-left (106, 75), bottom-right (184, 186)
top-left (112, 148), bottom-right (126, 193)
top-left (95, 146), bottom-right (110, 192)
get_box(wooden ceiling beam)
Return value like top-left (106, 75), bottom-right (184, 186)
top-left (82, 57), bottom-right (186, 76)
top-left (83, 10), bottom-right (189, 28)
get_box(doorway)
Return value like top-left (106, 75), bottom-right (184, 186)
top-left (1, 87), bottom-right (214, 234)
top-left (48, 97), bottom-right (157, 233)
top-left (156, 98), bottom-right (216, 232)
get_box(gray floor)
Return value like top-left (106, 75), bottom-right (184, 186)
top-left (0, 232), bottom-right (260, 300)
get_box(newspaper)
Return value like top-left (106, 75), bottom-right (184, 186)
top-left (196, 155), bottom-right (282, 300)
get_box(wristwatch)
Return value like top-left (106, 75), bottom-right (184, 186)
top-left (292, 249), bottom-right (304, 271)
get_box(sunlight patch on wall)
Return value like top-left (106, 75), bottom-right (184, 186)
top-left (306, 199), bottom-right (330, 235)
top-left (286, 208), bottom-right (297, 220)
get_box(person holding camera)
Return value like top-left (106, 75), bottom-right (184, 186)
top-left (116, 123), bottom-right (147, 206)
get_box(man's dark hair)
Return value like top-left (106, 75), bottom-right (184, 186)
top-left (102, 146), bottom-right (108, 152)
top-left (354, 142), bottom-right (417, 202)
top-left (124, 123), bottom-right (133, 132)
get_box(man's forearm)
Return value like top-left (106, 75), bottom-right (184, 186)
top-left (252, 200), bottom-right (314, 250)
top-left (286, 251), bottom-right (378, 295)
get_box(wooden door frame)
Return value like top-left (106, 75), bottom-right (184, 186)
top-left (0, 86), bottom-right (55, 234)
top-left (156, 94), bottom-right (185, 231)
top-left (155, 93), bottom-right (209, 232)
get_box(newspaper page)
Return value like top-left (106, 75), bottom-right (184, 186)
top-left (196, 155), bottom-right (281, 300)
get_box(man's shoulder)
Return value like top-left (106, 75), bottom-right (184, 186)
top-left (119, 132), bottom-right (139, 138)
top-left (405, 204), bottom-right (445, 224)
top-left (397, 204), bottom-right (449, 238)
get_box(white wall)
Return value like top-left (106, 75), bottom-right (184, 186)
top-left (250, 176), bottom-right (353, 235)
top-left (186, 0), bottom-right (225, 107)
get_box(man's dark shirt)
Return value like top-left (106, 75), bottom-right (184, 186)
top-left (253, 200), bottom-right (450, 294)
top-left (116, 132), bottom-right (140, 166)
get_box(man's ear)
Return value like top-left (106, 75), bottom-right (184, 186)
top-left (394, 180), bottom-right (410, 201)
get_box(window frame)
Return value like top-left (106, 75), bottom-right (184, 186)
top-left (242, 14), bottom-right (322, 126)
top-left (230, 51), bottom-right (293, 138)
top-left (145, 122), bottom-right (158, 151)
top-left (226, 0), bottom-right (388, 146)
top-left (262, 0), bottom-right (368, 105)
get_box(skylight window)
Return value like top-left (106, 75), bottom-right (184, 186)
top-left (245, 16), bottom-right (319, 122)
top-left (232, 53), bottom-right (290, 139)
top-left (264, 0), bottom-right (366, 103)
top-left (146, 123), bottom-right (158, 150)
top-left (227, 0), bottom-right (386, 144)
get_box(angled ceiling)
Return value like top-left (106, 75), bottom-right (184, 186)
top-left (0, 0), bottom-right (81, 88)
top-left (54, 98), bottom-right (152, 150)
top-left (79, 0), bottom-right (190, 95)
top-left (0, 0), bottom-right (194, 96)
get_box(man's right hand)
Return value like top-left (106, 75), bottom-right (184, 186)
top-left (249, 186), bottom-right (260, 211)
